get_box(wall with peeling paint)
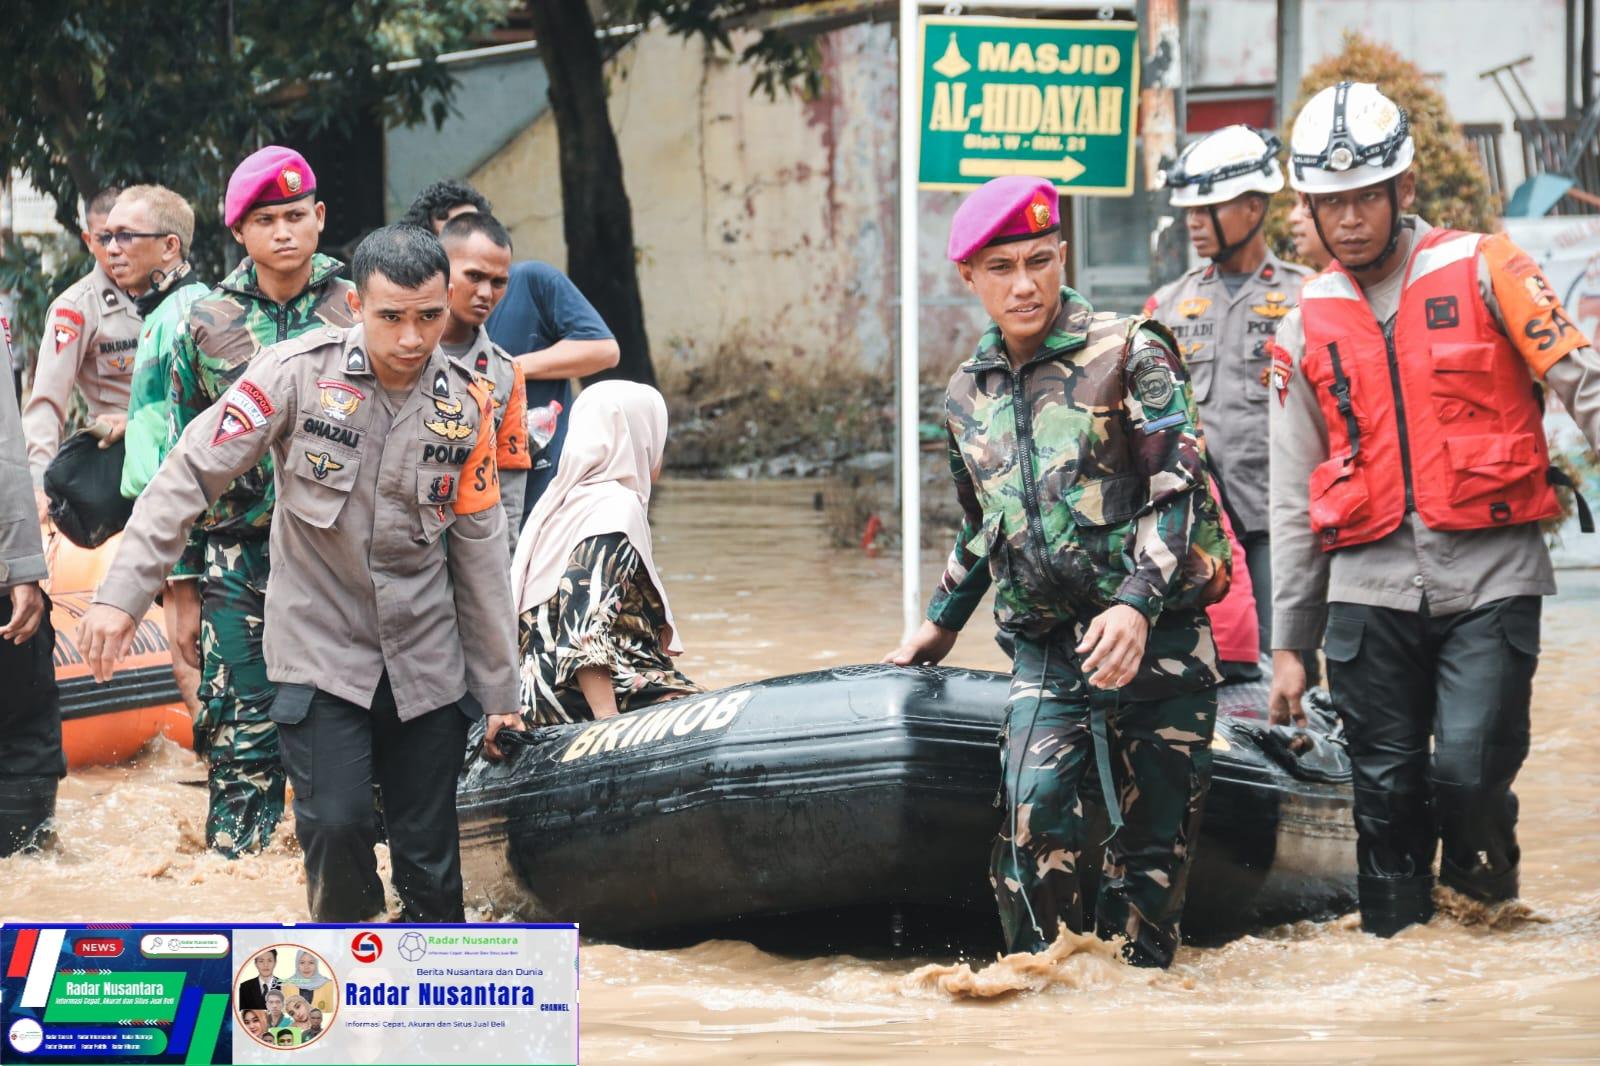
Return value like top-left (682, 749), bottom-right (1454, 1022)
top-left (469, 23), bottom-right (993, 382)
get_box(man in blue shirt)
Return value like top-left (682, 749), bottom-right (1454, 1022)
top-left (404, 181), bottom-right (619, 521)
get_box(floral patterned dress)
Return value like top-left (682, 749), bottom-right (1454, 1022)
top-left (517, 532), bottom-right (700, 724)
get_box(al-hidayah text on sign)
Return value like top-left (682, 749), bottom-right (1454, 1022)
top-left (918, 16), bottom-right (1140, 196)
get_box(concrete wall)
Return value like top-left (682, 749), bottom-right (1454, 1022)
top-left (385, 50), bottom-right (552, 223)
top-left (469, 23), bottom-right (990, 380)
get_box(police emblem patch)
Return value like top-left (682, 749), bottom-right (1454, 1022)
top-left (424, 394), bottom-right (472, 441)
top-left (317, 379), bottom-right (365, 421)
top-left (211, 381), bottom-right (276, 445)
top-left (1178, 340), bottom-right (1204, 360)
top-left (1251, 292), bottom-right (1290, 318)
top-left (1131, 352), bottom-right (1175, 409)
top-left (427, 475), bottom-right (455, 503)
top-left (1178, 297), bottom-right (1211, 319)
top-left (53, 324), bottom-right (79, 349)
top-left (304, 450), bottom-right (344, 481)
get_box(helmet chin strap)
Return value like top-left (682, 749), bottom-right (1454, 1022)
top-left (1310, 178), bottom-right (1404, 273)
top-left (1207, 202), bottom-right (1266, 266)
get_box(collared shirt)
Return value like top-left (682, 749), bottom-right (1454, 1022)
top-left (1146, 252), bottom-right (1312, 534)
top-left (445, 325), bottom-right (531, 553)
top-left (0, 317), bottom-right (47, 589)
top-left (95, 323), bottom-right (518, 720)
top-left (1269, 217), bottom-right (1600, 649)
top-left (121, 266), bottom-right (210, 498)
top-left (167, 253), bottom-right (355, 577)
top-left (21, 264), bottom-right (141, 485)
top-left (485, 261), bottom-right (613, 521)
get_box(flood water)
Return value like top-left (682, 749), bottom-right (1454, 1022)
top-left (4, 479), bottom-right (1599, 1063)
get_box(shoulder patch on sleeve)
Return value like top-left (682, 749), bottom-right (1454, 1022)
top-left (1482, 232), bottom-right (1591, 377)
top-left (1129, 346), bottom-right (1176, 409)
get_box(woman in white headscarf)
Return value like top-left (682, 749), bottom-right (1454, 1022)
top-left (510, 381), bottom-right (699, 723)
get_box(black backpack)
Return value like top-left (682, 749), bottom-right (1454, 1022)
top-left (43, 430), bottom-right (134, 548)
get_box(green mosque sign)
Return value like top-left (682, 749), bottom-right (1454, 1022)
top-left (918, 16), bottom-right (1141, 195)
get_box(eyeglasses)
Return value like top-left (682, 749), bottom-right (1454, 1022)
top-left (93, 231), bottom-right (171, 248)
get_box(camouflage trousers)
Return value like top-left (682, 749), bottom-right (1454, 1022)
top-left (196, 534), bottom-right (283, 858)
top-left (992, 628), bottom-right (1217, 968)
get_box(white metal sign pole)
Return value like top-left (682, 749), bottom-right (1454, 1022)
top-left (898, 0), bottom-right (923, 641)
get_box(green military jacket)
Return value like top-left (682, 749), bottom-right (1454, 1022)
top-left (121, 267), bottom-right (209, 499)
top-left (927, 288), bottom-right (1230, 697)
top-left (167, 253), bottom-right (355, 576)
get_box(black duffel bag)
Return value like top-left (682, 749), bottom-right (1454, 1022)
top-left (43, 430), bottom-right (134, 548)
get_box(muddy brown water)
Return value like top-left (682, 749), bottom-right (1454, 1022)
top-left (3, 480), bottom-right (1598, 1063)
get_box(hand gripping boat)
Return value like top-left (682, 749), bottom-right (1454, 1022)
top-left (47, 530), bottom-right (192, 768)
top-left (457, 665), bottom-right (1356, 950)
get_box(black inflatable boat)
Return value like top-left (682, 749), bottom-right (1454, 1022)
top-left (457, 665), bottom-right (1356, 949)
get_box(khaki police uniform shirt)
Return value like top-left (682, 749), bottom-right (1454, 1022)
top-left (0, 316), bottom-right (48, 589)
top-left (1147, 253), bottom-right (1311, 535)
top-left (1269, 218), bottom-right (1600, 650)
top-left (94, 323), bottom-right (519, 720)
top-left (22, 264), bottom-right (141, 485)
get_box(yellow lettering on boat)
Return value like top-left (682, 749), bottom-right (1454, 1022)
top-left (561, 724), bottom-right (602, 762)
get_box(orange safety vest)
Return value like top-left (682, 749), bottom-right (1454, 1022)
top-left (1298, 228), bottom-right (1561, 551)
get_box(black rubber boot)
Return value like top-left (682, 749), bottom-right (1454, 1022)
top-left (0, 775), bottom-right (59, 858)
top-left (1358, 874), bottom-right (1435, 937)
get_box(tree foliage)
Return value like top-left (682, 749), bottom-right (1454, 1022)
top-left (0, 0), bottom-right (512, 276)
top-left (1268, 31), bottom-right (1498, 262)
top-left (619, 2), bottom-right (822, 98)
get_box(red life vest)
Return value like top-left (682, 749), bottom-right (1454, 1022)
top-left (1298, 228), bottom-right (1560, 551)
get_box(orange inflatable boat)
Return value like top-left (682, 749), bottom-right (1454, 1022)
top-left (46, 530), bottom-right (193, 769)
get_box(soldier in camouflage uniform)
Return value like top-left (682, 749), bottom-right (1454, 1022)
top-left (887, 177), bottom-right (1230, 969)
top-left (166, 147), bottom-right (355, 857)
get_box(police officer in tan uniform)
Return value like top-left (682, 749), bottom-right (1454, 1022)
top-left (437, 212), bottom-right (530, 552)
top-left (1146, 126), bottom-right (1312, 651)
top-left (23, 188), bottom-right (144, 514)
top-left (79, 226), bottom-right (522, 922)
top-left (0, 312), bottom-right (59, 856)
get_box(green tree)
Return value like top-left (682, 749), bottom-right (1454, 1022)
top-left (0, 0), bottom-right (512, 280)
top-left (1268, 31), bottom-right (1498, 262)
top-left (530, 1), bottom-right (819, 388)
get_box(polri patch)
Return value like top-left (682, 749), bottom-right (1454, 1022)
top-left (1131, 352), bottom-right (1175, 409)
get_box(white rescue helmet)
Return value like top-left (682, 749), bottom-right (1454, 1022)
top-left (1289, 82), bottom-right (1414, 193)
top-left (1164, 125), bottom-right (1286, 207)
